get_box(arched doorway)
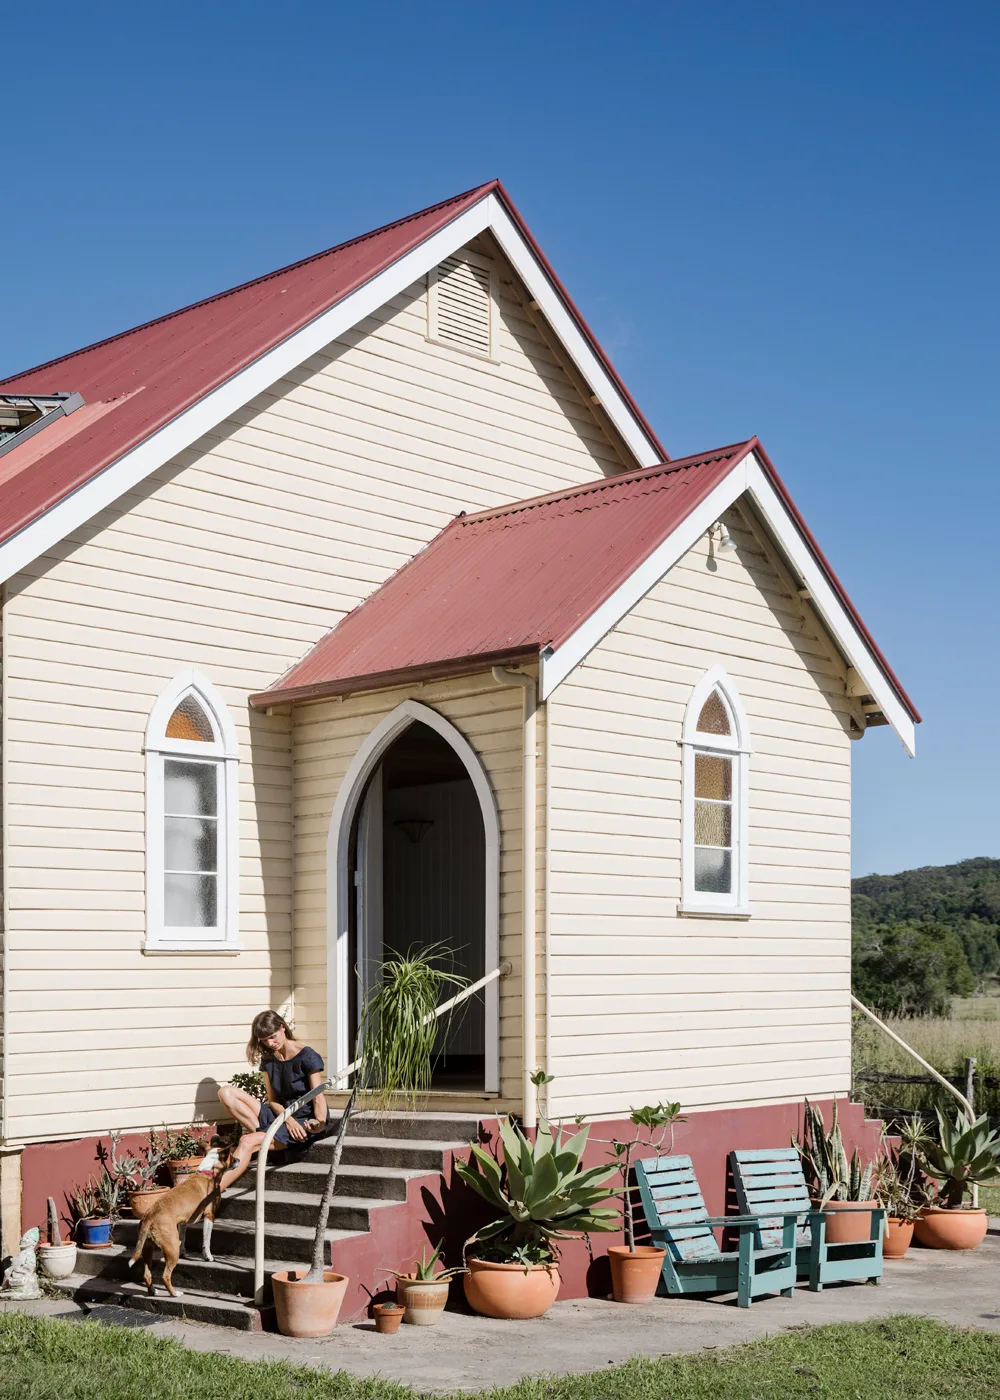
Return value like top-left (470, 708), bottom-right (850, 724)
top-left (327, 701), bottom-right (500, 1092)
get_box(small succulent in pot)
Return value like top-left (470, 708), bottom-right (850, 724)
top-left (390, 1243), bottom-right (466, 1327)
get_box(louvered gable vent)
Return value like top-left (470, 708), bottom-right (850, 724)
top-left (428, 252), bottom-right (495, 357)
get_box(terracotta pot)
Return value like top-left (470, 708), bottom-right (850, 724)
top-left (463, 1257), bottom-right (561, 1320)
top-left (168, 1157), bottom-right (203, 1184)
top-left (819, 1200), bottom-right (880, 1245)
top-left (271, 1269), bottom-right (349, 1337)
top-left (38, 1242), bottom-right (78, 1280)
top-left (373, 1303), bottom-right (404, 1335)
top-left (913, 1207), bottom-right (988, 1251)
top-left (608, 1245), bottom-right (665, 1304)
top-left (129, 1187), bottom-right (171, 1218)
top-left (77, 1217), bottom-right (113, 1250)
top-left (396, 1274), bottom-right (451, 1325)
top-left (883, 1216), bottom-right (914, 1259)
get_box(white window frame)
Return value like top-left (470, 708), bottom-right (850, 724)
top-left (144, 670), bottom-right (241, 954)
top-left (679, 665), bottom-right (752, 918)
top-left (426, 246), bottom-right (499, 360)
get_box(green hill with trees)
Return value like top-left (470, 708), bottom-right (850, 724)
top-left (851, 856), bottom-right (1000, 1015)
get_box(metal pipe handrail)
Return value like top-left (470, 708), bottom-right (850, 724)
top-left (252, 959), bottom-right (512, 1304)
top-left (850, 993), bottom-right (978, 1207)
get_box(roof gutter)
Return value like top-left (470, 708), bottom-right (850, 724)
top-left (250, 646), bottom-right (539, 710)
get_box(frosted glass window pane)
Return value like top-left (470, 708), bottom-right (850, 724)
top-left (164, 760), bottom-right (217, 817)
top-left (694, 847), bottom-right (732, 894)
top-left (694, 753), bottom-right (731, 801)
top-left (165, 872), bottom-right (217, 927)
top-left (694, 801), bottom-right (731, 848)
top-left (696, 691), bottom-right (730, 735)
top-left (165, 816), bottom-right (217, 873)
top-left (165, 696), bottom-right (214, 742)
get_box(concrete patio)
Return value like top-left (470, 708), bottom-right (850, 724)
top-left (6, 1228), bottom-right (999, 1394)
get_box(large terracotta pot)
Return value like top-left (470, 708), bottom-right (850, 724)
top-left (464, 1257), bottom-right (561, 1319)
top-left (129, 1187), bottom-right (171, 1218)
top-left (396, 1275), bottom-right (451, 1325)
top-left (608, 1245), bottom-right (665, 1304)
top-left (271, 1269), bottom-right (349, 1337)
top-left (913, 1208), bottom-right (988, 1251)
top-left (883, 1217), bottom-right (914, 1259)
top-left (38, 1242), bottom-right (78, 1280)
top-left (819, 1200), bottom-right (879, 1245)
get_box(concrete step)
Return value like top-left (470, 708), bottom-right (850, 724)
top-left (71, 1241), bottom-right (255, 1296)
top-left (52, 1272), bottom-right (263, 1331)
top-left (108, 1215), bottom-right (363, 1267)
top-left (338, 1136), bottom-right (462, 1171)
top-left (263, 1159), bottom-right (412, 1200)
top-left (324, 1111), bottom-right (481, 1143)
top-left (223, 1188), bottom-right (376, 1232)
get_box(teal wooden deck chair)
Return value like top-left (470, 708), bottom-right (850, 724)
top-left (730, 1148), bottom-right (884, 1289)
top-left (634, 1154), bottom-right (802, 1308)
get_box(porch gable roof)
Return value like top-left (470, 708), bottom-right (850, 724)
top-left (251, 439), bottom-right (920, 753)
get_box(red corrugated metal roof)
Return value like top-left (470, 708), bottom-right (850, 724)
top-left (253, 442), bottom-right (750, 703)
top-left (253, 438), bottom-right (920, 725)
top-left (0, 182), bottom-right (667, 552)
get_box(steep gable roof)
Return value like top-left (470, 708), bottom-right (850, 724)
top-left (253, 439), bottom-right (919, 754)
top-left (0, 182), bottom-right (665, 580)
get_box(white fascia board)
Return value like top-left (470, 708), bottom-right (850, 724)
top-left (540, 450), bottom-right (916, 757)
top-left (540, 457), bottom-right (751, 700)
top-left (0, 195), bottom-right (661, 585)
top-left (484, 196), bottom-right (661, 468)
top-left (743, 455), bottom-right (916, 756)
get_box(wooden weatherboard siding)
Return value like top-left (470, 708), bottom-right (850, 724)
top-left (545, 505), bottom-right (853, 1122)
top-left (292, 673), bottom-right (546, 1102)
top-left (1, 244), bottom-right (621, 1144)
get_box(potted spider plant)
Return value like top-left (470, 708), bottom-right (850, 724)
top-left (456, 1115), bottom-right (619, 1319)
top-left (389, 1243), bottom-right (467, 1326)
top-left (606, 1102), bottom-right (684, 1303)
top-left (915, 1106), bottom-right (1000, 1250)
top-left (794, 1099), bottom-right (878, 1244)
top-left (272, 945), bottom-right (468, 1338)
top-left (874, 1117), bottom-right (930, 1258)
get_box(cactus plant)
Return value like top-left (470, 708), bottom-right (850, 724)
top-left (795, 1098), bottom-right (875, 1206)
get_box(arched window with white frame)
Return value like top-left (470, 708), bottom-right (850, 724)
top-left (680, 666), bottom-right (751, 916)
top-left (144, 671), bottom-right (240, 952)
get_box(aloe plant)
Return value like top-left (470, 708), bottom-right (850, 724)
top-left (456, 1116), bottom-right (619, 1263)
top-left (921, 1107), bottom-right (1000, 1209)
top-left (795, 1099), bottom-right (874, 1206)
top-left (390, 1241), bottom-right (466, 1283)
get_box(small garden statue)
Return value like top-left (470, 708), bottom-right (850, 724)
top-left (1, 1227), bottom-right (41, 1299)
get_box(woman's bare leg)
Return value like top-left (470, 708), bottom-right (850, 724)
top-left (218, 1131), bottom-right (265, 1192)
top-left (217, 1084), bottom-right (261, 1134)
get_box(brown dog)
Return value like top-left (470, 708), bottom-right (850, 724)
top-left (130, 1138), bottom-right (236, 1296)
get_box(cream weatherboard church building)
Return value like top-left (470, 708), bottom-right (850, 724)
top-left (0, 182), bottom-right (915, 1287)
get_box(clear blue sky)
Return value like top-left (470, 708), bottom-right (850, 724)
top-left (4, 3), bottom-right (997, 877)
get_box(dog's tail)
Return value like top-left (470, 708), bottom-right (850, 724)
top-left (129, 1215), bottom-right (152, 1267)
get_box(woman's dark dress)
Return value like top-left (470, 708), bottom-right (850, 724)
top-left (258, 1046), bottom-right (325, 1148)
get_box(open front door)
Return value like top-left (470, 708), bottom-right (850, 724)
top-left (353, 767), bottom-right (383, 1044)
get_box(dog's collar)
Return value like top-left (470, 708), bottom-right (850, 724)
top-left (196, 1168), bottom-right (217, 1177)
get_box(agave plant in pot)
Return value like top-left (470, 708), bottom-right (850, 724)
top-left (272, 946), bottom-right (468, 1338)
top-left (100, 1130), bottom-right (168, 1219)
top-left (389, 1242), bottom-right (467, 1326)
top-left (606, 1102), bottom-right (684, 1304)
top-left (795, 1099), bottom-right (878, 1245)
top-left (456, 1116), bottom-right (619, 1319)
top-left (915, 1107), bottom-right (1000, 1251)
top-left (874, 1117), bottom-right (930, 1259)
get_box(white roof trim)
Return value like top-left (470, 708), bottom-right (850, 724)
top-left (539, 450), bottom-right (916, 756)
top-left (0, 193), bottom-right (661, 587)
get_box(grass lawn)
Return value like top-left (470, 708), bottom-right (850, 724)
top-left (1, 1312), bottom-right (999, 1400)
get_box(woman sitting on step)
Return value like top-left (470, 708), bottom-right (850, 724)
top-left (216, 1010), bottom-right (328, 1188)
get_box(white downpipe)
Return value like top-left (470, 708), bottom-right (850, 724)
top-left (252, 960), bottom-right (511, 1305)
top-left (851, 994), bottom-right (978, 1207)
top-left (492, 667), bottom-right (538, 1130)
